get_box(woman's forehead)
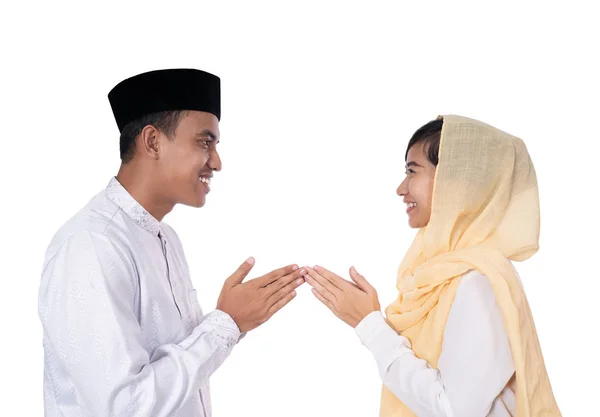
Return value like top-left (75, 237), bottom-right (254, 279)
top-left (406, 142), bottom-right (428, 162)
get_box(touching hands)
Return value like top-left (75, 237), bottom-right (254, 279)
top-left (217, 259), bottom-right (380, 332)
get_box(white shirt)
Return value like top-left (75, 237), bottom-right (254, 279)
top-left (356, 270), bottom-right (516, 417)
top-left (38, 177), bottom-right (242, 417)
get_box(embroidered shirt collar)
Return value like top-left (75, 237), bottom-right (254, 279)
top-left (105, 177), bottom-right (161, 236)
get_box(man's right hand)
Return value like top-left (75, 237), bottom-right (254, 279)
top-left (216, 257), bottom-right (306, 333)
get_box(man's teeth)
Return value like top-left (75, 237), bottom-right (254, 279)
top-left (407, 202), bottom-right (417, 208)
top-left (199, 177), bottom-right (211, 185)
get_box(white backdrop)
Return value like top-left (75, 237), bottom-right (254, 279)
top-left (1, 1), bottom-right (598, 415)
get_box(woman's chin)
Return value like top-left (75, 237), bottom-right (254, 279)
top-left (408, 215), bottom-right (428, 229)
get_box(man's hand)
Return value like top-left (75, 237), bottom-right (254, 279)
top-left (216, 257), bottom-right (307, 333)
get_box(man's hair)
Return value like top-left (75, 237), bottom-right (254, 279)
top-left (119, 110), bottom-right (187, 163)
top-left (405, 118), bottom-right (443, 167)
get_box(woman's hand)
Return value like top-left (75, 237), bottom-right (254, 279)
top-left (305, 265), bottom-right (380, 328)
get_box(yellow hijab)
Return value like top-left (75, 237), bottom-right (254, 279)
top-left (382, 115), bottom-right (561, 416)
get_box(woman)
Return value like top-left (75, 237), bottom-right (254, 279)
top-left (305, 115), bottom-right (561, 416)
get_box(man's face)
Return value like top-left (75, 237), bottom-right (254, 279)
top-left (157, 110), bottom-right (221, 208)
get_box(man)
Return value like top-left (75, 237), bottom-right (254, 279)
top-left (38, 68), bottom-right (306, 416)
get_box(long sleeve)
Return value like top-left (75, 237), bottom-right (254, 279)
top-left (38, 231), bottom-right (239, 417)
top-left (355, 271), bottom-right (515, 417)
top-left (355, 312), bottom-right (452, 416)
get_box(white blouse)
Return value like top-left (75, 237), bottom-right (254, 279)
top-left (355, 270), bottom-right (516, 417)
top-left (38, 177), bottom-right (242, 417)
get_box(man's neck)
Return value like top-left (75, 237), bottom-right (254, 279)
top-left (116, 164), bottom-right (174, 222)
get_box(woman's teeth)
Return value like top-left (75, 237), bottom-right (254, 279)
top-left (199, 177), bottom-right (211, 185)
top-left (407, 202), bottom-right (417, 208)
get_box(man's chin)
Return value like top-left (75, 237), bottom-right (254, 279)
top-left (179, 196), bottom-right (207, 209)
top-left (192, 199), bottom-right (207, 208)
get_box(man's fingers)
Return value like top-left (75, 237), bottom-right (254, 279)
top-left (254, 264), bottom-right (298, 287)
top-left (224, 257), bottom-right (255, 287)
top-left (264, 268), bottom-right (306, 294)
top-left (268, 289), bottom-right (297, 316)
top-left (268, 276), bottom-right (305, 305)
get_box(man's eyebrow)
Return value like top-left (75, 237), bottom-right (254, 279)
top-left (196, 130), bottom-right (218, 141)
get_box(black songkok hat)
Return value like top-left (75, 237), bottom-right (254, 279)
top-left (108, 68), bottom-right (221, 132)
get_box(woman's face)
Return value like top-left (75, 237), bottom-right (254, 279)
top-left (396, 142), bottom-right (436, 228)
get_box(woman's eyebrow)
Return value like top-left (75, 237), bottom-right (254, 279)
top-left (406, 161), bottom-right (423, 168)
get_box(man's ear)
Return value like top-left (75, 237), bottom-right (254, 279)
top-left (139, 125), bottom-right (160, 159)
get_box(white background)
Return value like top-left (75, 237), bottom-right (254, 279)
top-left (1, 1), bottom-right (598, 415)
